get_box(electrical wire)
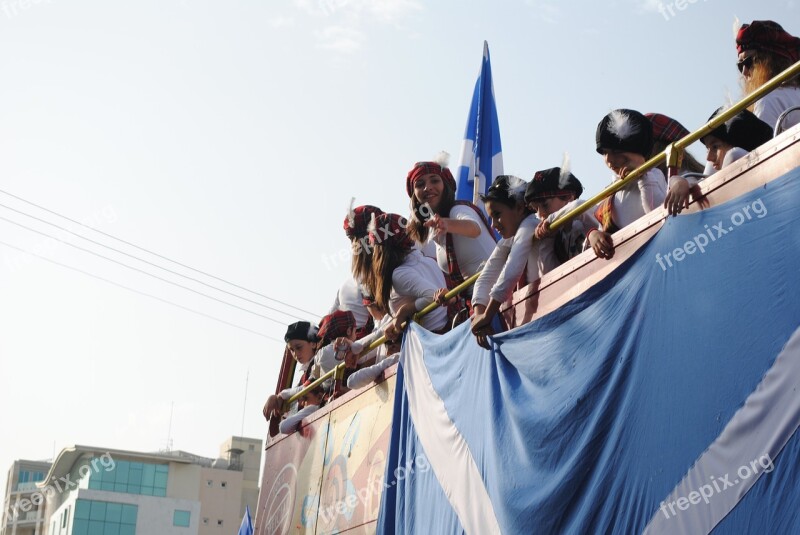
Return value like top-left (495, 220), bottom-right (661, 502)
top-left (0, 200), bottom-right (308, 321)
top-left (0, 215), bottom-right (291, 326)
top-left (0, 187), bottom-right (321, 318)
top-left (0, 240), bottom-right (284, 343)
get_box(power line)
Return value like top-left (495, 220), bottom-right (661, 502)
top-left (0, 239), bottom-right (284, 343)
top-left (0, 200), bottom-right (308, 321)
top-left (0, 187), bottom-right (321, 318)
top-left (0, 215), bottom-right (292, 326)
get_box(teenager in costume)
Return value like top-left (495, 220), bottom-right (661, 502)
top-left (405, 152), bottom-right (496, 293)
top-left (589, 109), bottom-right (666, 260)
top-left (525, 159), bottom-right (599, 265)
top-left (736, 20), bottom-right (800, 131)
top-left (367, 212), bottom-right (449, 342)
top-left (700, 108), bottom-right (773, 173)
top-left (470, 175), bottom-right (558, 348)
top-left (314, 310), bottom-right (356, 375)
top-left (262, 321), bottom-right (321, 423)
top-left (337, 291), bottom-right (401, 390)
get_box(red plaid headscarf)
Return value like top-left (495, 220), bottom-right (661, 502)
top-left (645, 113), bottom-right (690, 144)
top-left (736, 20), bottom-right (800, 63)
top-left (406, 162), bottom-right (456, 197)
top-left (368, 213), bottom-right (415, 251)
top-left (317, 310), bottom-right (355, 346)
top-left (344, 205), bottom-right (383, 240)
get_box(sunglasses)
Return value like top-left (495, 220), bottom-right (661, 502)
top-left (737, 54), bottom-right (757, 73)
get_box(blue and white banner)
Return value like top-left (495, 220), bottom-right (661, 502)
top-left (456, 41), bottom-right (503, 204)
top-left (377, 168), bottom-right (800, 534)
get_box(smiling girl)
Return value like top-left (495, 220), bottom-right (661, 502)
top-left (406, 153), bottom-right (496, 290)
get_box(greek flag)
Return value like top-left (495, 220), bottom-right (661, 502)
top-left (456, 41), bottom-right (504, 204)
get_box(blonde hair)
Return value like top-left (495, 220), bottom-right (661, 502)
top-left (743, 52), bottom-right (800, 111)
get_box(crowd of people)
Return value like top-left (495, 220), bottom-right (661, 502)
top-left (264, 19), bottom-right (800, 434)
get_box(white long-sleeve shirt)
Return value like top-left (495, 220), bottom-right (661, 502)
top-left (755, 86), bottom-right (800, 132)
top-left (279, 404), bottom-right (320, 434)
top-left (609, 168), bottom-right (667, 229)
top-left (329, 277), bottom-right (370, 330)
top-left (432, 204), bottom-right (496, 278)
top-left (351, 314), bottom-right (392, 364)
top-left (390, 249), bottom-right (448, 332)
top-left (472, 214), bottom-right (558, 307)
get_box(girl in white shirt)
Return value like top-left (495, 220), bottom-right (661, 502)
top-left (470, 175), bottom-right (557, 348)
top-left (405, 153), bottom-right (496, 288)
top-left (589, 109), bottom-right (666, 260)
top-left (366, 213), bottom-right (448, 341)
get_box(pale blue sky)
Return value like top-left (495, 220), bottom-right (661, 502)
top-left (0, 0), bottom-right (796, 477)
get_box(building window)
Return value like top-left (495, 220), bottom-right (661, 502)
top-left (202, 517), bottom-right (209, 525)
top-left (217, 519), bottom-right (223, 526)
top-left (87, 459), bottom-right (168, 497)
top-left (206, 480), bottom-right (213, 487)
top-left (73, 499), bottom-right (137, 535)
top-left (173, 510), bottom-right (191, 527)
top-left (221, 481), bottom-right (227, 488)
top-left (248, 444), bottom-right (255, 451)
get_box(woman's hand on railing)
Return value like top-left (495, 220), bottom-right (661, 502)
top-left (588, 229), bottom-right (615, 259)
top-left (263, 395), bottom-right (283, 421)
top-left (535, 220), bottom-right (554, 240)
top-left (664, 177), bottom-right (691, 216)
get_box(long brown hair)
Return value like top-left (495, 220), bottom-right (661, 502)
top-left (407, 182), bottom-right (456, 243)
top-left (351, 238), bottom-right (374, 291)
top-left (743, 52), bottom-right (800, 107)
top-left (369, 242), bottom-right (411, 314)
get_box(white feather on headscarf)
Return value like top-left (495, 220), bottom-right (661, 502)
top-left (506, 175), bottom-right (528, 203)
top-left (733, 16), bottom-right (742, 39)
top-left (346, 197), bottom-right (356, 227)
top-left (433, 150), bottom-right (450, 168)
top-left (558, 152), bottom-right (572, 190)
top-left (608, 109), bottom-right (639, 141)
top-left (367, 211), bottom-right (378, 238)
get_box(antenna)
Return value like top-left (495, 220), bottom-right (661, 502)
top-left (165, 401), bottom-right (174, 452)
top-left (240, 370), bottom-right (249, 437)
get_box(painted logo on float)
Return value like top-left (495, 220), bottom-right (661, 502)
top-left (263, 463), bottom-right (297, 535)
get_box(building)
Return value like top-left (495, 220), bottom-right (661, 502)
top-left (25, 436), bottom-right (261, 535)
top-left (2, 459), bottom-right (52, 535)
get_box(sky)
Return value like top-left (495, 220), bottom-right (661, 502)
top-left (0, 0), bottom-right (797, 486)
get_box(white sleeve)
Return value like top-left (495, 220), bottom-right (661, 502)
top-left (315, 345), bottom-right (339, 375)
top-left (449, 204), bottom-right (483, 230)
top-left (721, 147), bottom-right (749, 169)
top-left (546, 199), bottom-right (598, 236)
top-left (754, 94), bottom-right (780, 131)
top-left (638, 169), bottom-right (667, 213)
top-left (279, 405), bottom-right (320, 434)
top-left (279, 385), bottom-right (304, 400)
top-left (346, 354), bottom-right (400, 390)
top-left (489, 216), bottom-right (537, 303)
top-left (392, 266), bottom-right (438, 311)
top-left (472, 240), bottom-right (510, 307)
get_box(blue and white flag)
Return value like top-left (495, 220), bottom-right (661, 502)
top-left (377, 168), bottom-right (800, 534)
top-left (456, 41), bottom-right (503, 205)
top-left (238, 505), bottom-right (253, 535)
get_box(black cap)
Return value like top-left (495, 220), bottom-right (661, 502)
top-left (700, 107), bottom-right (773, 151)
top-left (596, 109), bottom-right (654, 158)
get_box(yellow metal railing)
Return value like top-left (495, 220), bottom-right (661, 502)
top-left (282, 58), bottom-right (800, 409)
top-left (549, 58), bottom-right (800, 232)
